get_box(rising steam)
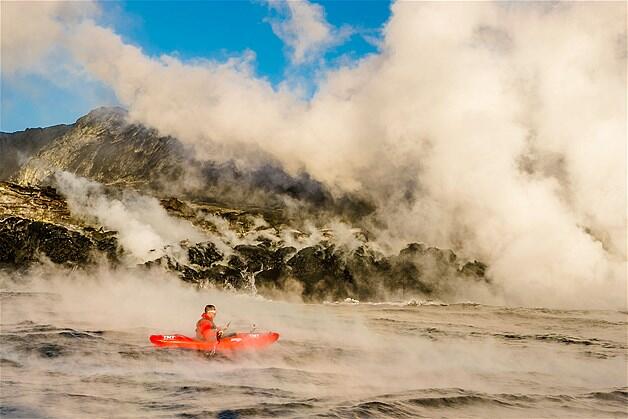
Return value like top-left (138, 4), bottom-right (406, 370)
top-left (2, 1), bottom-right (626, 308)
top-left (54, 171), bottom-right (206, 262)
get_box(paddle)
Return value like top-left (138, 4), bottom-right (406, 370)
top-left (210, 321), bottom-right (231, 356)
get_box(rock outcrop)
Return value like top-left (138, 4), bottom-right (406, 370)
top-left (144, 238), bottom-right (488, 302)
top-left (0, 106), bottom-right (491, 302)
top-left (0, 182), bottom-right (119, 268)
top-left (0, 178), bottom-right (488, 302)
top-left (0, 216), bottom-right (118, 267)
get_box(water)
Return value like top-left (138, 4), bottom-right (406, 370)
top-left (1, 272), bottom-right (626, 418)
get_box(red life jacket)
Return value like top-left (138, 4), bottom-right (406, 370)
top-left (196, 313), bottom-right (217, 340)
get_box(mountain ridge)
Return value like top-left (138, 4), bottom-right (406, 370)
top-left (5, 107), bottom-right (372, 220)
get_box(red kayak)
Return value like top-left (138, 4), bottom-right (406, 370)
top-left (149, 332), bottom-right (279, 353)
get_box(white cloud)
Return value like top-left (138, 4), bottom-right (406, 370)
top-left (0, 1), bottom-right (98, 75)
top-left (264, 0), bottom-right (350, 64)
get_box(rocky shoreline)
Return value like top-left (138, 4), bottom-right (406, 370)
top-left (1, 107), bottom-right (489, 302)
top-left (0, 181), bottom-right (488, 301)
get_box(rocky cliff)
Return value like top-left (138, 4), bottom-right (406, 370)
top-left (0, 181), bottom-right (487, 301)
top-left (1, 108), bottom-right (489, 302)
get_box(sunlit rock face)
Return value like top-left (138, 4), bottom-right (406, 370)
top-left (13, 107), bottom-right (186, 190)
top-left (7, 107), bottom-right (360, 216)
top-left (0, 181), bottom-right (72, 225)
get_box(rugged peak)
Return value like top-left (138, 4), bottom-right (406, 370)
top-left (75, 106), bottom-right (128, 128)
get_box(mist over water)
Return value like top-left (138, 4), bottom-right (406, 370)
top-left (1, 268), bottom-right (627, 418)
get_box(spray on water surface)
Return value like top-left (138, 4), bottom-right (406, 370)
top-left (1, 267), bottom-right (627, 418)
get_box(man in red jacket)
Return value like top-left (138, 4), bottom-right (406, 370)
top-left (196, 304), bottom-right (224, 341)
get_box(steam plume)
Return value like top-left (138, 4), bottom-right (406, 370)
top-left (3, 1), bottom-right (626, 308)
top-left (54, 171), bottom-right (206, 262)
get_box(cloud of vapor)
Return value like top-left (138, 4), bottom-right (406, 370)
top-left (264, 0), bottom-right (347, 65)
top-left (3, 2), bottom-right (626, 308)
top-left (0, 1), bottom-right (98, 75)
top-left (54, 171), bottom-right (206, 263)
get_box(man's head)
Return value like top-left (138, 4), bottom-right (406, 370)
top-left (204, 304), bottom-right (217, 316)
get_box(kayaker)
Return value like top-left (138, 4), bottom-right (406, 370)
top-left (196, 304), bottom-right (224, 341)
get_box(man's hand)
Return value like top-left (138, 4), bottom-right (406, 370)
top-left (216, 329), bottom-right (224, 339)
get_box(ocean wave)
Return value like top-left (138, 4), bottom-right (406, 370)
top-left (494, 332), bottom-right (626, 350)
top-left (323, 298), bottom-right (451, 307)
top-left (320, 388), bottom-right (628, 418)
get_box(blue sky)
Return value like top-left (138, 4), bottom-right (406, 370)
top-left (1, 0), bottom-right (391, 132)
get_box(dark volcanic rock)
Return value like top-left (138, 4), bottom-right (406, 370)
top-left (202, 264), bottom-right (246, 289)
top-left (230, 243), bottom-right (296, 287)
top-left (0, 216), bottom-right (118, 267)
top-left (340, 245), bottom-right (391, 300)
top-left (82, 226), bottom-right (120, 262)
top-left (187, 242), bottom-right (223, 267)
top-left (145, 254), bottom-right (246, 289)
top-left (232, 244), bottom-right (274, 272)
top-left (160, 197), bottom-right (196, 218)
top-left (0, 177), bottom-right (490, 301)
top-left (144, 255), bottom-right (205, 284)
top-left (287, 245), bottom-right (358, 301)
top-left (0, 183), bottom-right (120, 269)
top-left (156, 242), bottom-right (295, 291)
top-left (385, 242), bottom-right (486, 297)
top-left (459, 260), bottom-right (488, 278)
top-left (147, 236), bottom-right (490, 302)
top-left (258, 245), bottom-right (297, 285)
